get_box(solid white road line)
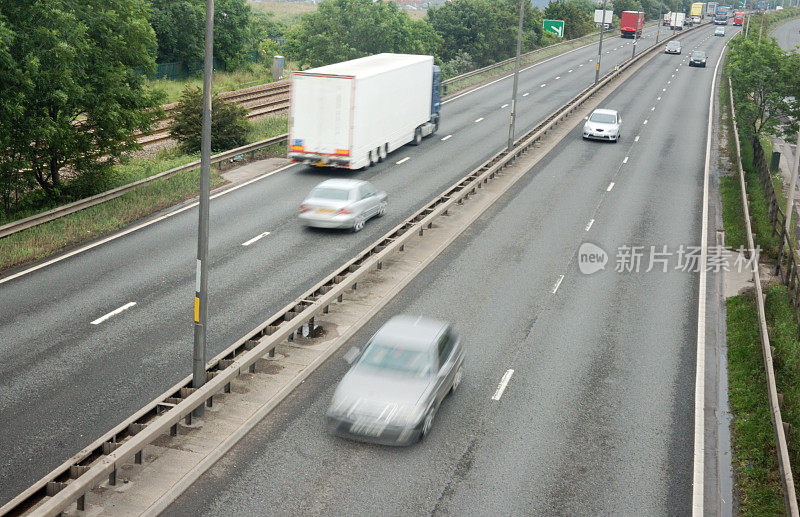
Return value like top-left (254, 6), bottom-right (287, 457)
top-left (623, 156), bottom-right (629, 164)
top-left (492, 369), bottom-right (515, 401)
top-left (0, 162), bottom-right (299, 286)
top-left (91, 302), bottom-right (136, 325)
top-left (551, 274), bottom-right (565, 294)
top-left (441, 134), bottom-right (453, 141)
top-left (693, 37), bottom-right (729, 517)
top-left (242, 231), bottom-right (271, 246)
top-left (606, 182), bottom-right (615, 191)
top-left (585, 219), bottom-right (595, 231)
top-left (396, 157), bottom-right (410, 165)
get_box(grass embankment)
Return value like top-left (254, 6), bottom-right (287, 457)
top-left (0, 115), bottom-right (288, 272)
top-left (146, 63), bottom-right (283, 105)
top-left (728, 285), bottom-right (800, 515)
top-left (721, 13), bottom-right (800, 508)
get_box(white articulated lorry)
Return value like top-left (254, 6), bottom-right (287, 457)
top-left (288, 53), bottom-right (442, 170)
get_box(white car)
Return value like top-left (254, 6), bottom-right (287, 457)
top-left (583, 109), bottom-right (622, 143)
top-left (299, 179), bottom-right (387, 232)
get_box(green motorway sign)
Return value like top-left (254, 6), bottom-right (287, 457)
top-left (543, 19), bottom-right (565, 37)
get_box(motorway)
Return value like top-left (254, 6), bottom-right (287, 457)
top-left (165, 25), bottom-right (732, 515)
top-left (0, 25), bottom-right (673, 505)
top-left (772, 15), bottom-right (800, 50)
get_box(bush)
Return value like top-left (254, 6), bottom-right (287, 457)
top-left (168, 86), bottom-right (249, 154)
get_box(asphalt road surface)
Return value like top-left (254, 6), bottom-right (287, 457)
top-left (166, 24), bottom-right (730, 516)
top-left (0, 25), bottom-right (674, 505)
top-left (772, 15), bottom-right (800, 51)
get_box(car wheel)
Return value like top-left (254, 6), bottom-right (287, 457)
top-left (412, 127), bottom-right (422, 146)
top-left (377, 202), bottom-right (387, 217)
top-left (352, 217), bottom-right (365, 232)
top-left (420, 407), bottom-right (436, 440)
top-left (450, 366), bottom-right (463, 394)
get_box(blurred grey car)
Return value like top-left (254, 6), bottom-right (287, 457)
top-left (583, 108), bottom-right (622, 142)
top-left (689, 50), bottom-right (707, 67)
top-left (665, 40), bottom-right (682, 54)
top-left (326, 315), bottom-right (465, 446)
top-left (299, 178), bottom-right (387, 232)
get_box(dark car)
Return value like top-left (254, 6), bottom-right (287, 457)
top-left (326, 315), bottom-right (465, 445)
top-left (689, 50), bottom-right (708, 67)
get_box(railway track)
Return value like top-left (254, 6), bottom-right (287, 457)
top-left (137, 81), bottom-right (291, 147)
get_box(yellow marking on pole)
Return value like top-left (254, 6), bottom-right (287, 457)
top-left (194, 297), bottom-right (200, 323)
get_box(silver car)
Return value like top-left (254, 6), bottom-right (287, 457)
top-left (582, 108), bottom-right (622, 142)
top-left (299, 178), bottom-right (387, 232)
top-left (326, 315), bottom-right (465, 446)
top-left (665, 40), bottom-right (682, 54)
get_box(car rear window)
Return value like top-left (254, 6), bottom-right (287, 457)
top-left (310, 187), bottom-right (350, 201)
top-left (589, 113), bottom-right (617, 124)
top-left (668, 42), bottom-right (680, 47)
top-left (359, 342), bottom-right (432, 376)
top-left (692, 52), bottom-right (706, 58)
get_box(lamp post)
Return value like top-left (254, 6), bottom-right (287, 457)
top-left (192, 0), bottom-right (214, 418)
top-left (631, 5), bottom-right (641, 60)
top-left (656, 1), bottom-right (663, 43)
top-left (596, 0), bottom-right (608, 83)
top-left (508, 0), bottom-right (524, 151)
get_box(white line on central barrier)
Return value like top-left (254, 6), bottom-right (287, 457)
top-left (242, 231), bottom-right (271, 246)
top-left (492, 369), bottom-right (515, 400)
top-left (91, 302), bottom-right (137, 325)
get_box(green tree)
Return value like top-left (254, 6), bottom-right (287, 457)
top-left (544, 0), bottom-right (595, 39)
top-left (149, 0), bottom-right (205, 64)
top-left (168, 86), bottom-right (249, 154)
top-left (611, 0), bottom-right (641, 18)
top-left (0, 0), bottom-right (161, 203)
top-left (149, 0), bottom-right (252, 69)
top-left (285, 0), bottom-right (441, 69)
top-left (427, 0), bottom-right (518, 66)
top-left (727, 37), bottom-right (799, 138)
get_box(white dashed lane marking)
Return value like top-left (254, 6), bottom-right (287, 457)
top-left (396, 157), bottom-right (410, 164)
top-left (441, 134), bottom-right (452, 141)
top-left (242, 231), bottom-right (271, 246)
top-left (607, 182), bottom-right (615, 191)
top-left (492, 369), bottom-right (515, 400)
top-left (91, 302), bottom-right (137, 325)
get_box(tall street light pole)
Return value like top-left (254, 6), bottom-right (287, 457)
top-left (193, 0), bottom-right (214, 418)
top-left (508, 0), bottom-right (524, 152)
top-left (631, 7), bottom-right (640, 60)
top-left (656, 1), bottom-right (663, 43)
top-left (596, 0), bottom-right (608, 83)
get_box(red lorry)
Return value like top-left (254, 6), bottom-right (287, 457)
top-left (733, 11), bottom-right (745, 25)
top-left (620, 11), bottom-right (645, 38)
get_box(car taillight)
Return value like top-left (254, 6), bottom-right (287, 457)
top-left (337, 207), bottom-right (351, 215)
top-left (300, 204), bottom-right (310, 213)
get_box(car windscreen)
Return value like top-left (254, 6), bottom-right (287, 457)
top-left (589, 113), bottom-right (617, 124)
top-left (310, 187), bottom-right (350, 201)
top-left (358, 341), bottom-right (432, 376)
top-left (667, 42), bottom-right (680, 47)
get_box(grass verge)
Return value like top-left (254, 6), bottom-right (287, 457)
top-left (727, 291), bottom-right (784, 515)
top-left (0, 114), bottom-right (288, 273)
top-left (718, 69), bottom-right (747, 251)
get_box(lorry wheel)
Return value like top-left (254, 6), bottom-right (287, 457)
top-left (378, 144), bottom-right (387, 162)
top-left (369, 149), bottom-right (377, 166)
top-left (412, 127), bottom-right (422, 146)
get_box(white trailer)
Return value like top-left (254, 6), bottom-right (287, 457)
top-left (670, 12), bottom-right (686, 29)
top-left (594, 9), bottom-right (613, 27)
top-left (288, 53), bottom-right (441, 170)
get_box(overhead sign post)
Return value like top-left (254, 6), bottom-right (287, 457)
top-left (543, 19), bottom-right (565, 37)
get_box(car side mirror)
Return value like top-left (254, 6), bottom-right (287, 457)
top-left (584, 116), bottom-right (589, 121)
top-left (618, 118), bottom-right (623, 124)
